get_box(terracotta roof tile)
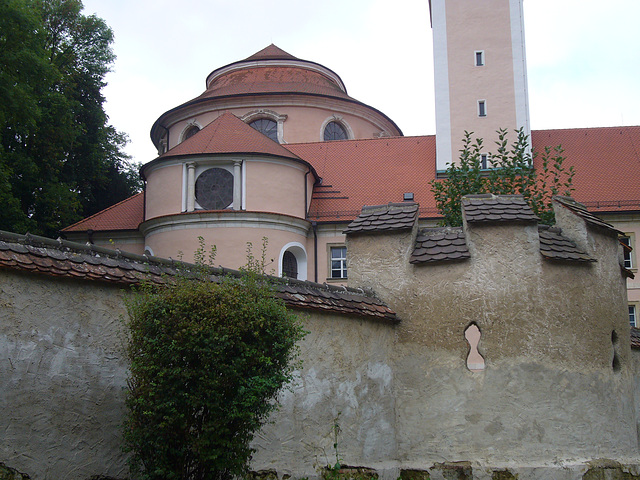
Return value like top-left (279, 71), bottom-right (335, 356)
top-left (198, 66), bottom-right (350, 101)
top-left (344, 203), bottom-right (419, 235)
top-left (159, 112), bottom-right (303, 161)
top-left (462, 194), bottom-right (538, 223)
top-left (532, 126), bottom-right (640, 213)
top-left (286, 136), bottom-right (438, 222)
top-left (410, 227), bottom-right (470, 264)
top-left (538, 225), bottom-right (595, 262)
top-left (243, 44), bottom-right (299, 62)
top-left (62, 192), bottom-right (144, 233)
top-left (63, 126), bottom-right (640, 232)
top-left (0, 231), bottom-right (396, 323)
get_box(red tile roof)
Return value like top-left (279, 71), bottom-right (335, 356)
top-left (197, 66), bottom-right (351, 101)
top-left (243, 44), bottom-right (299, 62)
top-left (286, 135), bottom-right (438, 222)
top-left (156, 112), bottom-right (303, 161)
top-left (62, 192), bottom-right (144, 233)
top-left (532, 126), bottom-right (640, 212)
top-left (65, 126), bottom-right (640, 232)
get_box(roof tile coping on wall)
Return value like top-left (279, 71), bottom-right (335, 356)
top-left (410, 227), bottom-right (470, 264)
top-left (554, 196), bottom-right (623, 236)
top-left (631, 327), bottom-right (640, 349)
top-left (462, 194), bottom-right (539, 224)
top-left (343, 202), bottom-right (419, 235)
top-left (0, 231), bottom-right (397, 323)
top-left (409, 195), bottom-right (594, 265)
top-left (553, 196), bottom-right (633, 278)
top-left (538, 225), bottom-right (596, 263)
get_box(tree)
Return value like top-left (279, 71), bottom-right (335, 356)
top-left (0, 0), bottom-right (142, 237)
top-left (123, 266), bottom-right (306, 480)
top-left (430, 128), bottom-right (575, 226)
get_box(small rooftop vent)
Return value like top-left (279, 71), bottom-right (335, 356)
top-left (403, 192), bottom-right (414, 202)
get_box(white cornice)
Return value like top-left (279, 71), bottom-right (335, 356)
top-left (141, 211), bottom-right (311, 238)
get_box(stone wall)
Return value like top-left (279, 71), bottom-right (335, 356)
top-left (346, 197), bottom-right (638, 474)
top-left (1, 195), bottom-right (639, 479)
top-left (0, 270), bottom-right (130, 479)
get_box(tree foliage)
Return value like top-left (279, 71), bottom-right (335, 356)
top-left (431, 128), bottom-right (575, 226)
top-left (123, 262), bottom-right (306, 480)
top-left (0, 0), bottom-right (141, 237)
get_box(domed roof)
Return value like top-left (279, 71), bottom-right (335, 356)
top-left (198, 44), bottom-right (352, 101)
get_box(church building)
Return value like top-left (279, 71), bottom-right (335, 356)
top-left (62, 0), bottom-right (639, 322)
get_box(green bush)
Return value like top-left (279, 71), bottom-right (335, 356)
top-left (123, 271), bottom-right (306, 480)
top-left (431, 128), bottom-right (574, 226)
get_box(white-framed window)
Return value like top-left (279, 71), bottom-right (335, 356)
top-left (320, 115), bottom-right (353, 142)
top-left (181, 123), bottom-right (201, 142)
top-left (630, 305), bottom-right (638, 328)
top-left (478, 100), bottom-right (487, 117)
top-left (329, 245), bottom-right (347, 279)
top-left (620, 235), bottom-right (634, 269)
top-left (480, 154), bottom-right (490, 169)
top-left (241, 109), bottom-right (287, 144)
top-left (195, 167), bottom-right (234, 210)
top-left (279, 243), bottom-right (307, 281)
top-left (474, 50), bottom-right (485, 67)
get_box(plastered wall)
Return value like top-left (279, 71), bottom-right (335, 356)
top-left (0, 271), bottom-right (130, 479)
top-left (345, 203), bottom-right (638, 470)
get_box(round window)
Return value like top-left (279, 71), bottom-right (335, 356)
top-left (195, 168), bottom-right (234, 210)
top-left (324, 121), bottom-right (348, 141)
top-left (249, 119), bottom-right (278, 142)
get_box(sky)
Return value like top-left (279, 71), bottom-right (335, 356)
top-left (81, 0), bottom-right (640, 166)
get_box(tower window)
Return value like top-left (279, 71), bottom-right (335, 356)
top-left (249, 118), bottom-right (278, 143)
top-left (475, 50), bottom-right (485, 66)
top-left (324, 121), bottom-right (348, 141)
top-left (478, 100), bottom-right (487, 117)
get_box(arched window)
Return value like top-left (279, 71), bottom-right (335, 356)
top-left (183, 125), bottom-right (200, 141)
top-left (324, 121), bottom-right (348, 141)
top-left (279, 243), bottom-right (307, 280)
top-left (282, 251), bottom-right (298, 279)
top-left (249, 119), bottom-right (278, 142)
top-left (195, 168), bottom-right (234, 210)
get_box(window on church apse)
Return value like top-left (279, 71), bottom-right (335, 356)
top-left (324, 121), bottom-right (348, 141)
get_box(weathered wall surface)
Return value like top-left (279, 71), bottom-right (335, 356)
top-left (0, 268), bottom-right (397, 480)
top-left (346, 203), bottom-right (638, 470)
top-left (251, 311), bottom-right (397, 477)
top-left (0, 270), bottom-right (130, 480)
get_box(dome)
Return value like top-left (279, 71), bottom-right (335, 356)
top-left (198, 44), bottom-right (353, 102)
top-left (150, 44), bottom-right (402, 150)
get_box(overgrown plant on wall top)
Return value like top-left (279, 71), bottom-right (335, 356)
top-left (431, 128), bottom-right (575, 226)
top-left (123, 240), bottom-right (306, 480)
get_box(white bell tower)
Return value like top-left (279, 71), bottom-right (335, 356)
top-left (430, 0), bottom-right (530, 171)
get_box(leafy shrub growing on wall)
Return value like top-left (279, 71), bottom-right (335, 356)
top-left (123, 268), bottom-right (305, 480)
top-left (431, 128), bottom-right (574, 226)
